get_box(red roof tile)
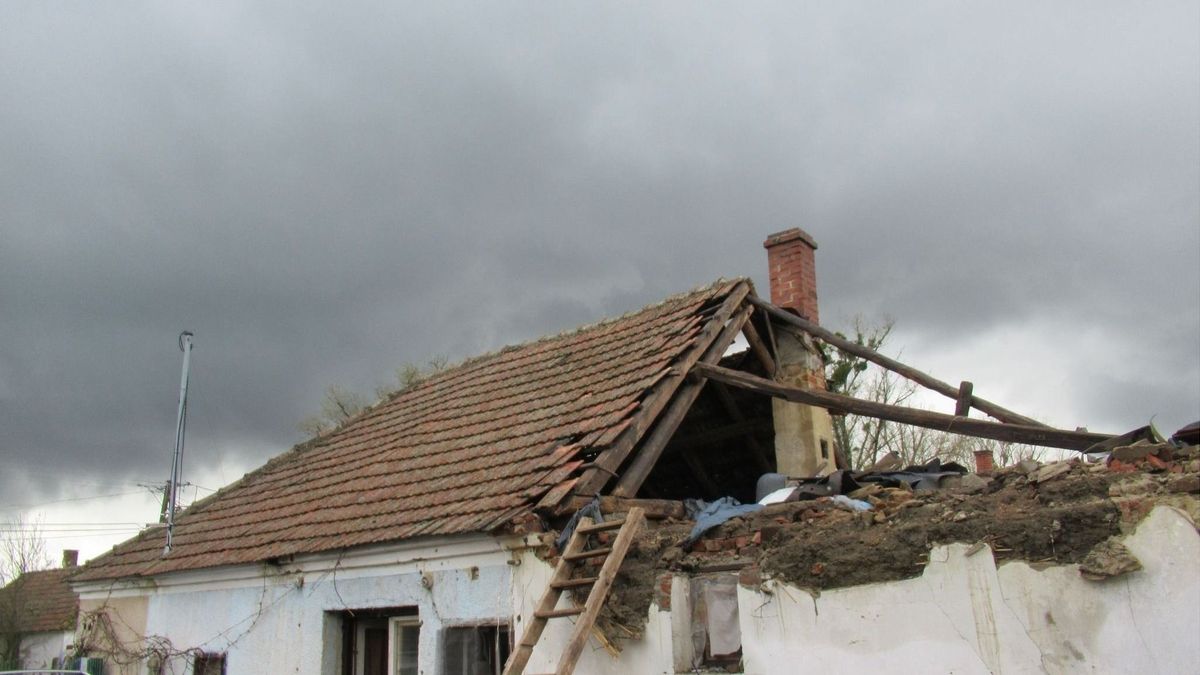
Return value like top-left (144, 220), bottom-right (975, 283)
top-left (77, 279), bottom-right (748, 581)
top-left (0, 568), bottom-right (78, 632)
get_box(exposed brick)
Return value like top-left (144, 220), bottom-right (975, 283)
top-left (739, 565), bottom-right (762, 588)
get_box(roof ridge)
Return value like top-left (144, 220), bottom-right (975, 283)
top-left (318, 276), bottom-right (747, 436)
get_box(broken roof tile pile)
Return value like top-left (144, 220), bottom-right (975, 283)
top-left (77, 279), bottom-right (746, 581)
top-left (0, 568), bottom-right (79, 632)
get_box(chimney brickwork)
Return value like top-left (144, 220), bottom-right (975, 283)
top-left (763, 228), bottom-right (836, 477)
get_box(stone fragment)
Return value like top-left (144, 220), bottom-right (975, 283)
top-left (1016, 459), bottom-right (1041, 475)
top-left (1111, 445), bottom-right (1152, 461)
top-left (954, 473), bottom-right (991, 495)
top-left (1168, 475), bottom-right (1200, 494)
top-left (1108, 474), bottom-right (1157, 497)
top-left (1035, 461), bottom-right (1073, 483)
top-left (1079, 538), bottom-right (1143, 581)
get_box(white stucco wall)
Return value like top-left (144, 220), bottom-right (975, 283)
top-left (78, 505), bottom-right (1199, 675)
top-left (78, 534), bottom-right (527, 675)
top-left (736, 505), bottom-right (1200, 675)
top-left (20, 629), bottom-right (72, 669)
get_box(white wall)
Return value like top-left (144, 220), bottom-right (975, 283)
top-left (20, 630), bottom-right (72, 669)
top-left (79, 505), bottom-right (1199, 675)
top-left (79, 534), bottom-right (525, 675)
top-left (736, 505), bottom-right (1200, 675)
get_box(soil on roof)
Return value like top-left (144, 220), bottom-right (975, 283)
top-left (575, 445), bottom-right (1200, 647)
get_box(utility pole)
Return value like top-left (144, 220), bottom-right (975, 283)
top-left (164, 331), bottom-right (194, 555)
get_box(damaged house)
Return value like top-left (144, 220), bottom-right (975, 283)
top-left (71, 229), bottom-right (1200, 674)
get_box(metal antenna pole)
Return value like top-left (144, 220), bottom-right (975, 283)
top-left (164, 331), bottom-right (194, 555)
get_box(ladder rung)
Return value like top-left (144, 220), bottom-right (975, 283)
top-left (577, 518), bottom-right (626, 534)
top-left (535, 607), bottom-right (584, 619)
top-left (563, 547), bottom-right (612, 562)
top-left (551, 576), bottom-right (597, 589)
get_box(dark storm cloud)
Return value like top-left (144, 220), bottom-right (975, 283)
top-left (1, 1), bottom-right (1196, 506)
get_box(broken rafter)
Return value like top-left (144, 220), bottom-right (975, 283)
top-left (571, 282), bottom-right (751, 497)
top-left (693, 362), bottom-right (1113, 451)
top-left (740, 319), bottom-right (776, 376)
top-left (746, 295), bottom-right (1048, 428)
top-left (610, 303), bottom-right (755, 497)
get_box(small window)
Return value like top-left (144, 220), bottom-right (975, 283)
top-left (193, 652), bottom-right (226, 675)
top-left (335, 608), bottom-right (420, 675)
top-left (689, 575), bottom-right (742, 671)
top-left (442, 624), bottom-right (511, 675)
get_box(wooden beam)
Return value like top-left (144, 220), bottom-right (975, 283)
top-left (560, 495), bottom-right (687, 520)
top-left (571, 282), bottom-right (751, 496)
top-left (710, 382), bottom-right (774, 473)
top-left (955, 381), bottom-right (974, 417)
top-left (610, 304), bottom-right (754, 497)
top-left (746, 295), bottom-right (1049, 428)
top-left (741, 319), bottom-right (776, 377)
top-left (693, 362), bottom-right (1114, 451)
top-left (670, 418), bottom-right (773, 451)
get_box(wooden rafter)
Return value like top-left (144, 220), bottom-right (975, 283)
top-left (746, 295), bottom-right (1048, 427)
top-left (571, 282), bottom-right (751, 497)
top-left (609, 303), bottom-right (755, 497)
top-left (709, 382), bottom-right (774, 472)
top-left (693, 362), bottom-right (1113, 451)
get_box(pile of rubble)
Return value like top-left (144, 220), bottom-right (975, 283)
top-left (591, 442), bottom-right (1200, 641)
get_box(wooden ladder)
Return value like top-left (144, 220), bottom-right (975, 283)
top-left (502, 506), bottom-right (647, 675)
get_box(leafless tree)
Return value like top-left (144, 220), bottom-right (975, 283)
top-left (0, 515), bottom-right (52, 668)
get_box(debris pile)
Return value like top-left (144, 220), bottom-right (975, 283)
top-left (584, 444), bottom-right (1200, 644)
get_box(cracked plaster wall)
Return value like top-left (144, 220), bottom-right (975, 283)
top-left (735, 505), bottom-right (1198, 674)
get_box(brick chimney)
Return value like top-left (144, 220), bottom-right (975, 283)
top-left (764, 228), bottom-right (820, 324)
top-left (62, 549), bottom-right (79, 568)
top-left (763, 228), bottom-right (836, 477)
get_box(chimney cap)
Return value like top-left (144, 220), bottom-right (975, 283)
top-left (763, 227), bottom-right (818, 250)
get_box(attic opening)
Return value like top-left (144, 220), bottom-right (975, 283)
top-left (631, 324), bottom-right (778, 504)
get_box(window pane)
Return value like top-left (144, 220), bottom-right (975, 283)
top-left (393, 622), bottom-right (419, 675)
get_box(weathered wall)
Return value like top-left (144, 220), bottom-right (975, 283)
top-left (740, 505), bottom-right (1199, 674)
top-left (76, 535), bottom-right (520, 675)
top-left (19, 629), bottom-right (71, 669)
top-left (77, 506), bottom-right (1198, 674)
top-left (78, 594), bottom-right (149, 675)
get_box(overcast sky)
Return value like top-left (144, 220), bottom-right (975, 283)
top-left (2, 1), bottom-right (1197, 562)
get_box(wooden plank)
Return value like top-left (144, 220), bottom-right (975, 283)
top-left (555, 508), bottom-right (646, 675)
top-left (551, 577), bottom-right (597, 589)
top-left (955, 381), bottom-right (974, 417)
top-left (503, 516), bottom-right (593, 675)
top-left (693, 362), bottom-right (1114, 451)
top-left (577, 519), bottom-right (626, 534)
top-left (741, 319), bottom-right (776, 376)
top-left (746, 295), bottom-right (1049, 427)
top-left (572, 282), bottom-right (751, 497)
top-left (563, 547), bottom-right (612, 562)
top-left (536, 607), bottom-right (584, 619)
top-left (560, 495), bottom-right (687, 520)
top-left (609, 304), bottom-right (754, 497)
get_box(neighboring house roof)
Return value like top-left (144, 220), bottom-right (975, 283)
top-left (77, 279), bottom-right (750, 581)
top-left (0, 568), bottom-right (79, 633)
